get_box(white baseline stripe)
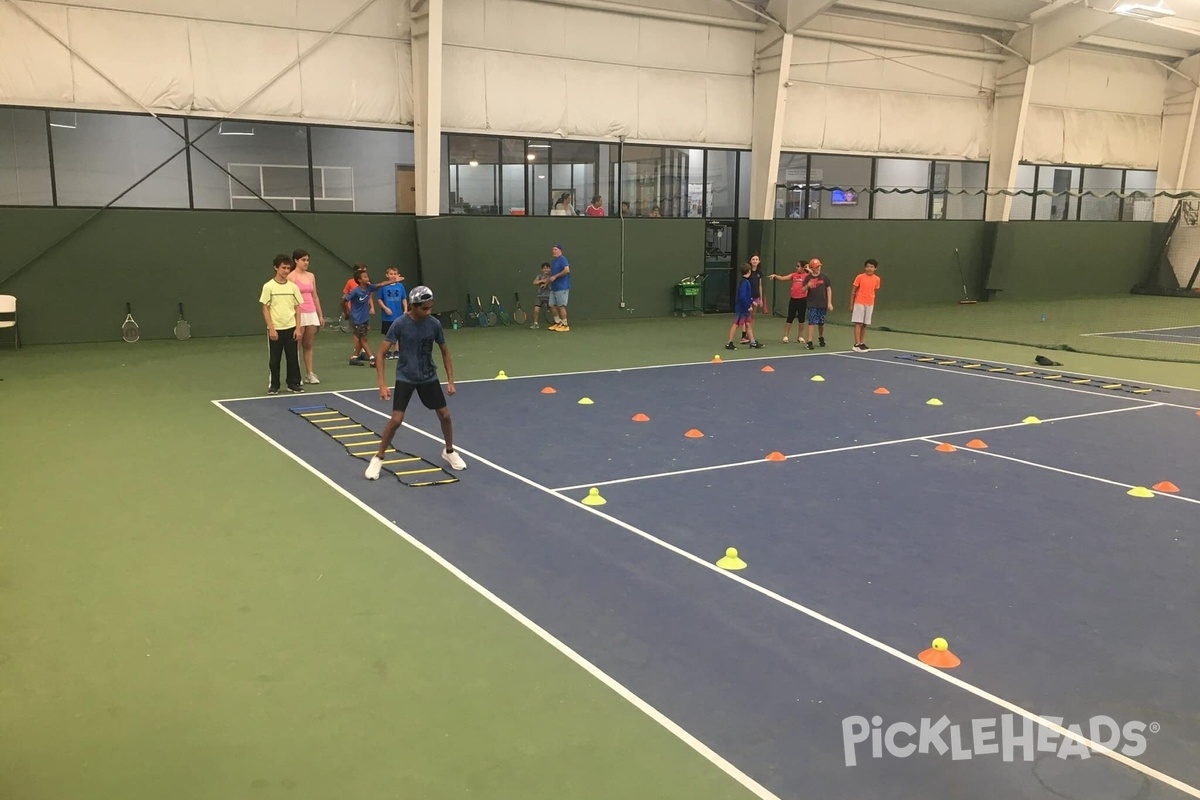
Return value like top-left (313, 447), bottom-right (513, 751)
top-left (920, 437), bottom-right (1200, 506)
top-left (212, 399), bottom-right (782, 800)
top-left (845, 353), bottom-right (1200, 411)
top-left (333, 393), bottom-right (1200, 799)
top-left (1080, 324), bottom-right (1200, 337)
top-left (552, 404), bottom-right (1160, 493)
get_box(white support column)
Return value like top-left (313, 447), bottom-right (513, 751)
top-left (749, 32), bottom-right (793, 221)
top-left (411, 0), bottom-right (443, 217)
top-left (985, 57), bottom-right (1035, 222)
top-left (1155, 55), bottom-right (1200, 221)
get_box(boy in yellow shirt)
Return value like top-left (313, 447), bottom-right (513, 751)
top-left (259, 254), bottom-right (305, 393)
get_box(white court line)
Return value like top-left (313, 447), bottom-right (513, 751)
top-left (1088, 333), bottom-right (1200, 348)
top-left (920, 437), bottom-right (1200, 506)
top-left (844, 353), bottom-right (1200, 411)
top-left (333, 392), bottom-right (1200, 800)
top-left (552, 404), bottom-right (1160, 493)
top-left (213, 349), bottom-right (869, 403)
top-left (211, 398), bottom-right (783, 800)
top-left (1080, 324), bottom-right (1200, 337)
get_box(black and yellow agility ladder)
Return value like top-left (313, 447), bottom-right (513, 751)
top-left (289, 405), bottom-right (460, 486)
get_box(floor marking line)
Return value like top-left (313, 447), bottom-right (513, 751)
top-left (332, 393), bottom-right (1200, 800)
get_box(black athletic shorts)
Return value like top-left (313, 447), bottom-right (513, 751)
top-left (787, 297), bottom-right (808, 323)
top-left (393, 380), bottom-right (446, 411)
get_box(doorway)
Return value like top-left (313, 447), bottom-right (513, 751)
top-left (395, 165), bottom-right (416, 214)
top-left (704, 220), bottom-right (736, 313)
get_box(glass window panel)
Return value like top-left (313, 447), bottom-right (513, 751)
top-left (552, 141), bottom-right (598, 215)
top-left (1009, 164), bottom-right (1037, 221)
top-left (737, 151), bottom-right (751, 218)
top-left (620, 145), bottom-right (698, 217)
top-left (526, 139), bottom-right (550, 216)
top-left (499, 138), bottom-right (527, 214)
top-left (706, 149), bottom-right (738, 218)
top-left (1122, 169), bottom-right (1156, 221)
top-left (52, 112), bottom-right (188, 208)
top-left (309, 127), bottom-right (413, 213)
top-left (808, 154), bottom-right (870, 219)
top-left (189, 119), bottom-right (309, 211)
top-left (935, 161), bottom-right (986, 220)
top-left (446, 134), bottom-right (498, 214)
top-left (873, 157), bottom-right (930, 219)
top-left (1080, 167), bottom-right (1122, 221)
top-left (0, 108), bottom-right (52, 206)
top-left (1035, 165), bottom-right (1080, 220)
top-left (776, 153), bottom-right (809, 219)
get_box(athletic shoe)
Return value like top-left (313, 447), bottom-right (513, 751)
top-left (553, 325), bottom-right (569, 332)
top-left (268, 387), bottom-right (279, 394)
top-left (442, 449), bottom-right (467, 470)
top-left (287, 385), bottom-right (304, 393)
top-left (306, 373), bottom-right (320, 384)
top-left (365, 456), bottom-right (383, 480)
top-left (805, 341), bottom-right (814, 350)
top-left (819, 337), bottom-right (826, 347)
top-left (782, 336), bottom-right (789, 342)
top-left (749, 341), bottom-right (763, 349)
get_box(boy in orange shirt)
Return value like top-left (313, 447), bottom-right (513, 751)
top-left (849, 259), bottom-right (880, 351)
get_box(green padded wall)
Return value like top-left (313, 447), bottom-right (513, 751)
top-left (0, 209), bottom-right (417, 344)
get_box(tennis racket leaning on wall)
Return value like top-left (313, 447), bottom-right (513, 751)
top-left (491, 295), bottom-right (510, 326)
top-left (122, 303), bottom-right (140, 342)
top-left (175, 303), bottom-right (192, 340)
top-left (478, 296), bottom-right (494, 327)
top-left (512, 292), bottom-right (527, 325)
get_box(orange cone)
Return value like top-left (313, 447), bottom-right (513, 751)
top-left (935, 442), bottom-right (956, 452)
top-left (874, 387), bottom-right (890, 395)
top-left (541, 386), bottom-right (557, 394)
top-left (712, 355), bottom-right (723, 363)
top-left (761, 365), bottom-right (775, 372)
top-left (918, 638), bottom-right (960, 669)
top-left (1153, 481), bottom-right (1180, 493)
top-left (685, 429), bottom-right (704, 438)
top-left (631, 413), bottom-right (650, 422)
top-left (966, 439), bottom-right (988, 449)
top-left (765, 451), bottom-right (786, 461)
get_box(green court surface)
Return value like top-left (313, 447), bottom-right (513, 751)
top-left (3, 312), bottom-right (1200, 799)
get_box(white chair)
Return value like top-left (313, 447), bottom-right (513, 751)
top-left (0, 295), bottom-right (20, 349)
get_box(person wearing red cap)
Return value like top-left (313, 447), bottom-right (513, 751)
top-left (802, 257), bottom-right (833, 349)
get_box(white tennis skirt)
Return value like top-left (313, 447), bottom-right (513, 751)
top-left (299, 311), bottom-right (321, 328)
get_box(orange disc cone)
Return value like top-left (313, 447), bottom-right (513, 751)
top-left (918, 638), bottom-right (960, 669)
top-left (874, 387), bottom-right (890, 395)
top-left (685, 429), bottom-right (704, 438)
top-left (765, 451), bottom-right (786, 461)
top-left (631, 413), bottom-right (650, 422)
top-left (541, 386), bottom-right (557, 394)
top-left (935, 442), bottom-right (956, 452)
top-left (1153, 481), bottom-right (1180, 493)
top-left (965, 439), bottom-right (988, 449)
top-left (761, 365), bottom-right (775, 372)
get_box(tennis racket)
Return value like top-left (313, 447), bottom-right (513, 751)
top-left (449, 309), bottom-right (464, 329)
top-left (466, 294), bottom-right (479, 327)
top-left (174, 302), bottom-right (191, 340)
top-left (122, 303), bottom-right (140, 342)
top-left (491, 295), bottom-right (510, 326)
top-left (478, 296), bottom-right (493, 327)
top-left (513, 292), bottom-right (527, 325)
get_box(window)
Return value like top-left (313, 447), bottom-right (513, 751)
top-left (706, 149), bottom-right (739, 218)
top-left (189, 120), bottom-right (310, 211)
top-left (446, 134), bottom-right (497, 215)
top-left (499, 138), bottom-right (527, 215)
top-left (1035, 166), bottom-right (1080, 221)
top-left (873, 158), bottom-right (931, 220)
top-left (1009, 164), bottom-right (1037, 221)
top-left (0, 108), bottom-right (52, 206)
top-left (808, 155), bottom-right (870, 219)
top-left (620, 145), bottom-right (697, 217)
top-left (51, 112), bottom-right (189, 208)
top-left (1079, 168), bottom-right (1123, 221)
top-left (309, 127), bottom-right (414, 213)
top-left (775, 153), bottom-right (809, 219)
top-left (934, 161), bottom-right (986, 220)
top-left (1122, 170), bottom-right (1156, 221)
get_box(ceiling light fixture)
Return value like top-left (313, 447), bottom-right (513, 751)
top-left (1111, 1), bottom-right (1176, 19)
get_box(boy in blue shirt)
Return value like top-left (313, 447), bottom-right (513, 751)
top-left (366, 285), bottom-right (466, 478)
top-left (343, 265), bottom-right (398, 367)
top-left (725, 263), bottom-right (762, 350)
top-left (376, 266), bottom-right (408, 359)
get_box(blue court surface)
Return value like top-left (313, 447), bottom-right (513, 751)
top-left (215, 349), bottom-right (1200, 800)
top-left (1084, 325), bottom-right (1200, 346)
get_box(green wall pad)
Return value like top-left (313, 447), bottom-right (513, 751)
top-left (289, 405), bottom-right (459, 487)
top-left (897, 354), bottom-right (1160, 396)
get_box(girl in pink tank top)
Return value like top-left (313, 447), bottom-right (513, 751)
top-left (288, 249), bottom-right (323, 384)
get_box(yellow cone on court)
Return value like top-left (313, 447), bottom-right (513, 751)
top-left (1127, 486), bottom-right (1154, 498)
top-left (1023, 416), bottom-right (1042, 424)
top-left (712, 355), bottom-right (723, 363)
top-left (716, 547), bottom-right (747, 570)
top-left (926, 398), bottom-right (943, 406)
top-left (582, 487), bottom-right (607, 505)
top-left (811, 375), bottom-right (825, 382)
top-left (496, 370), bottom-right (508, 380)
top-left (578, 397), bottom-right (594, 405)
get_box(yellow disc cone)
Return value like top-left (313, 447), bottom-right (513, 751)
top-left (1023, 416), bottom-right (1041, 424)
top-left (581, 487), bottom-right (607, 505)
top-left (716, 547), bottom-right (747, 570)
top-left (578, 397), bottom-right (594, 405)
top-left (495, 370), bottom-right (508, 380)
top-left (1127, 486), bottom-right (1154, 498)
top-left (811, 375), bottom-right (825, 382)
top-left (926, 398), bottom-right (943, 406)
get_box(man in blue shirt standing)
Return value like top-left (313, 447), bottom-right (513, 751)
top-left (365, 285), bottom-right (466, 479)
top-left (547, 243), bottom-right (571, 332)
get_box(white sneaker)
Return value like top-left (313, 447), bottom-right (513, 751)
top-left (442, 448), bottom-right (466, 470)
top-left (365, 456), bottom-right (383, 480)
top-left (306, 373), bottom-right (320, 384)
top-left (782, 336), bottom-right (789, 343)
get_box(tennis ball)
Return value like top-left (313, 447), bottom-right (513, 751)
top-left (932, 637), bottom-right (948, 651)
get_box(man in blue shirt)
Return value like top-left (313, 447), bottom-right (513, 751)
top-left (365, 285), bottom-right (466, 479)
top-left (547, 243), bottom-right (571, 332)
